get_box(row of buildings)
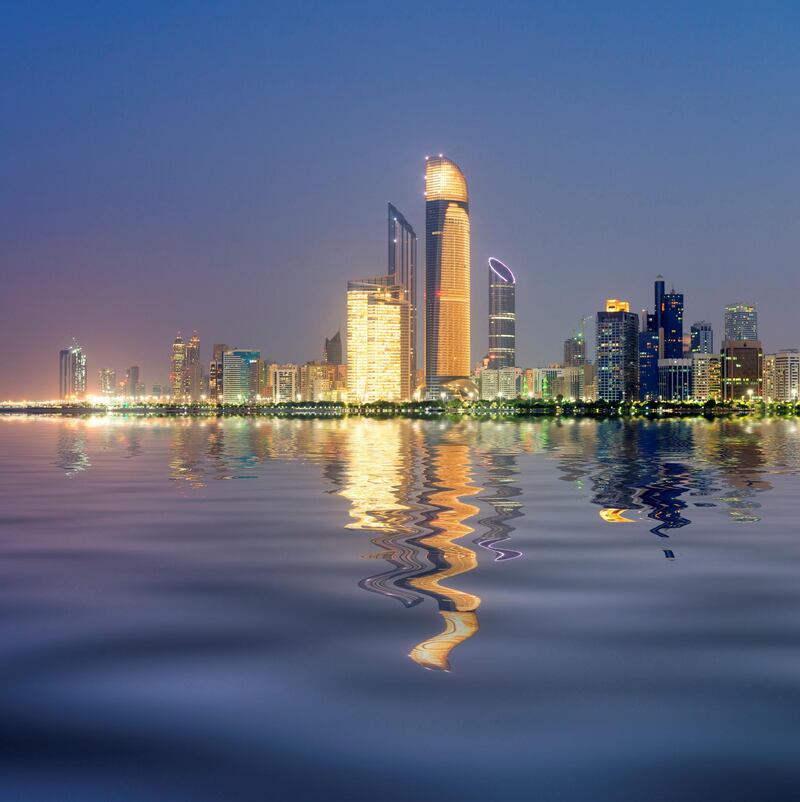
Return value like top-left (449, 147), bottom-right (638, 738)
top-left (57, 155), bottom-right (797, 406)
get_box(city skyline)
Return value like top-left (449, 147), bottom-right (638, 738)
top-left (3, 4), bottom-right (800, 399)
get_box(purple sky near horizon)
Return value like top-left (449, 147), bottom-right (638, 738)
top-left (1, 1), bottom-right (799, 398)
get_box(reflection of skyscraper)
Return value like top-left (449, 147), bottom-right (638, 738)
top-left (347, 276), bottom-right (411, 403)
top-left (488, 257), bottom-right (516, 369)
top-left (59, 340), bottom-right (87, 400)
top-left (724, 303), bottom-right (758, 341)
top-left (388, 204), bottom-right (417, 385)
top-left (338, 419), bottom-right (426, 608)
top-left (407, 435), bottom-right (482, 671)
top-left (424, 155), bottom-right (470, 397)
top-left (324, 330), bottom-right (342, 366)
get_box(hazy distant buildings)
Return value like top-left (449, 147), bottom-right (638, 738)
top-left (347, 276), bottom-right (411, 403)
top-left (59, 340), bottom-right (87, 400)
top-left (388, 204), bottom-right (417, 384)
top-left (186, 332), bottom-right (202, 400)
top-left (690, 322), bottom-right (713, 354)
top-left (597, 300), bottom-right (639, 402)
top-left (222, 350), bottom-right (261, 403)
top-left (724, 303), bottom-right (758, 341)
top-left (271, 364), bottom-right (299, 403)
top-left (125, 366), bottom-right (140, 398)
top-left (487, 257), bottom-right (516, 369)
top-left (424, 155), bottom-right (470, 398)
top-left (209, 343), bottom-right (229, 401)
top-left (563, 333), bottom-right (586, 368)
top-left (98, 368), bottom-right (116, 396)
top-left (691, 353), bottom-right (721, 401)
top-left (170, 334), bottom-right (186, 398)
top-left (722, 340), bottom-right (763, 401)
top-left (323, 330), bottom-right (342, 366)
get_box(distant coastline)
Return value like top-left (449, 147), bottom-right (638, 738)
top-left (1, 400), bottom-right (797, 419)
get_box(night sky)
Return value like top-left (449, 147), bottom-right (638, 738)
top-left (2, 1), bottom-right (799, 398)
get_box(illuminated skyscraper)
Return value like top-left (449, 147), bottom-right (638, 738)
top-left (324, 330), bottom-right (342, 365)
top-left (170, 334), bottom-right (186, 398)
top-left (691, 353), bottom-right (721, 401)
top-left (347, 276), bottom-right (411, 403)
top-left (662, 291), bottom-right (684, 358)
top-left (186, 331), bottom-right (202, 400)
top-left (690, 321), bottom-right (714, 354)
top-left (424, 155), bottom-right (470, 397)
top-left (98, 368), bottom-right (116, 396)
top-left (725, 303), bottom-right (758, 341)
top-left (209, 343), bottom-right (229, 401)
top-left (388, 204), bottom-right (417, 383)
top-left (58, 340), bottom-right (87, 400)
top-left (597, 300), bottom-right (639, 402)
top-left (487, 257), bottom-right (516, 369)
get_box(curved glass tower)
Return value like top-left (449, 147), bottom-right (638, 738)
top-left (424, 156), bottom-right (470, 397)
top-left (488, 257), bottom-right (516, 368)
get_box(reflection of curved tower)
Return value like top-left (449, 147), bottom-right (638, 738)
top-left (488, 258), bottom-right (516, 369)
top-left (407, 438), bottom-right (482, 671)
top-left (424, 156), bottom-right (470, 397)
top-left (55, 422), bottom-right (90, 476)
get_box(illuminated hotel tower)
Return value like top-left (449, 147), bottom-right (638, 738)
top-left (487, 257), bottom-right (516, 368)
top-left (424, 155), bottom-right (470, 397)
top-left (58, 339), bottom-right (87, 399)
top-left (388, 204), bottom-right (417, 385)
top-left (170, 334), bottom-right (186, 398)
top-left (347, 276), bottom-right (411, 403)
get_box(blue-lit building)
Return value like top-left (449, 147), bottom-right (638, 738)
top-left (388, 203), bottom-right (417, 383)
top-left (661, 291), bottom-right (684, 358)
top-left (658, 358), bottom-right (693, 400)
top-left (690, 321), bottom-right (713, 354)
top-left (487, 257), bottom-right (516, 369)
top-left (639, 314), bottom-right (660, 400)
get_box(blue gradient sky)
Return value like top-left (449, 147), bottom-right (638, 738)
top-left (2, 1), bottom-right (799, 397)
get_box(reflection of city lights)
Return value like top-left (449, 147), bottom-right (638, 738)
top-left (599, 508), bottom-right (635, 523)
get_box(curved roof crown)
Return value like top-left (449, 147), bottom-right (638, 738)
top-left (488, 257), bottom-right (515, 284)
top-left (425, 156), bottom-right (468, 202)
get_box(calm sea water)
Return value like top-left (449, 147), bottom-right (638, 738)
top-left (1, 416), bottom-right (799, 801)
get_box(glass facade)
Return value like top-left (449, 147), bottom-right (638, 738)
top-left (487, 258), bottom-right (516, 369)
top-left (170, 335), bottom-right (186, 398)
top-left (721, 340), bottom-right (763, 400)
top-left (597, 303), bottom-right (639, 402)
top-left (638, 325), bottom-right (660, 400)
top-left (658, 358), bottom-right (693, 400)
top-left (323, 330), bottom-right (342, 365)
top-left (662, 292), bottom-right (684, 358)
top-left (563, 334), bottom-right (585, 368)
top-left (724, 303), bottom-right (758, 341)
top-left (347, 276), bottom-right (411, 403)
top-left (58, 340), bottom-right (87, 400)
top-left (424, 156), bottom-right (470, 397)
top-left (222, 350), bottom-right (261, 403)
top-left (209, 343), bottom-right (229, 401)
top-left (388, 204), bottom-right (417, 384)
top-left (690, 321), bottom-right (713, 354)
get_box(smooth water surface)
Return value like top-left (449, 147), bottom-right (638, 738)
top-left (1, 416), bottom-right (799, 801)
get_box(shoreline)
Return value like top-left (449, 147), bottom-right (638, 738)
top-left (1, 401), bottom-right (797, 420)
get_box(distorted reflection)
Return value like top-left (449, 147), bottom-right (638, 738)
top-left (55, 423), bottom-right (90, 476)
top-left (407, 434), bottom-right (482, 671)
